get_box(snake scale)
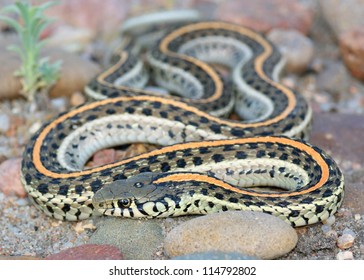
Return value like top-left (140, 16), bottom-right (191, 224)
top-left (21, 19), bottom-right (344, 227)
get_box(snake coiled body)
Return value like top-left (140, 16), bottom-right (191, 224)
top-left (21, 20), bottom-right (344, 227)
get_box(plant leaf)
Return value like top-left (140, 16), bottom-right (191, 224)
top-left (15, 2), bottom-right (30, 27)
top-left (2, 1), bottom-right (61, 100)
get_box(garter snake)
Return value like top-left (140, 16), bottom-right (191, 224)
top-left (21, 21), bottom-right (344, 227)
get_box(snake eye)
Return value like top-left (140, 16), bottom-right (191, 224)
top-left (134, 182), bottom-right (144, 188)
top-left (117, 198), bottom-right (131, 208)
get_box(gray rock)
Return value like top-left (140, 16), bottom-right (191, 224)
top-left (89, 217), bottom-right (164, 260)
top-left (164, 211), bottom-right (298, 260)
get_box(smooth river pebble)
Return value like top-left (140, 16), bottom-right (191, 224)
top-left (164, 211), bottom-right (298, 259)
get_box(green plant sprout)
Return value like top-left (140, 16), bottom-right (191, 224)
top-left (0, 1), bottom-right (61, 103)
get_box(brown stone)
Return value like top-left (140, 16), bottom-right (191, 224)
top-left (268, 29), bottom-right (314, 74)
top-left (339, 27), bottom-right (364, 81)
top-left (45, 244), bottom-right (124, 260)
top-left (70, 91), bottom-right (86, 106)
top-left (45, 48), bottom-right (100, 98)
top-left (164, 211), bottom-right (298, 260)
top-left (216, 0), bottom-right (314, 34)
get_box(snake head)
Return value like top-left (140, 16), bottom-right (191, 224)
top-left (92, 172), bottom-right (168, 218)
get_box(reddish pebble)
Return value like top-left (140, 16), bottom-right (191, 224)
top-left (45, 244), bottom-right (124, 260)
top-left (0, 158), bottom-right (26, 198)
top-left (91, 149), bottom-right (117, 167)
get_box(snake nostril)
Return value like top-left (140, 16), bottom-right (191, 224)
top-left (134, 182), bottom-right (144, 188)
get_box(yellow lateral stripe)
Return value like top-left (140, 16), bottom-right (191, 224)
top-left (33, 133), bottom-right (329, 197)
top-left (97, 51), bottom-right (129, 85)
top-left (153, 169), bottom-right (323, 198)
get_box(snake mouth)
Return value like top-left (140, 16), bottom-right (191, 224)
top-left (92, 195), bottom-right (153, 218)
top-left (92, 189), bottom-right (135, 215)
top-left (93, 196), bottom-right (173, 218)
top-left (93, 199), bottom-right (135, 217)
